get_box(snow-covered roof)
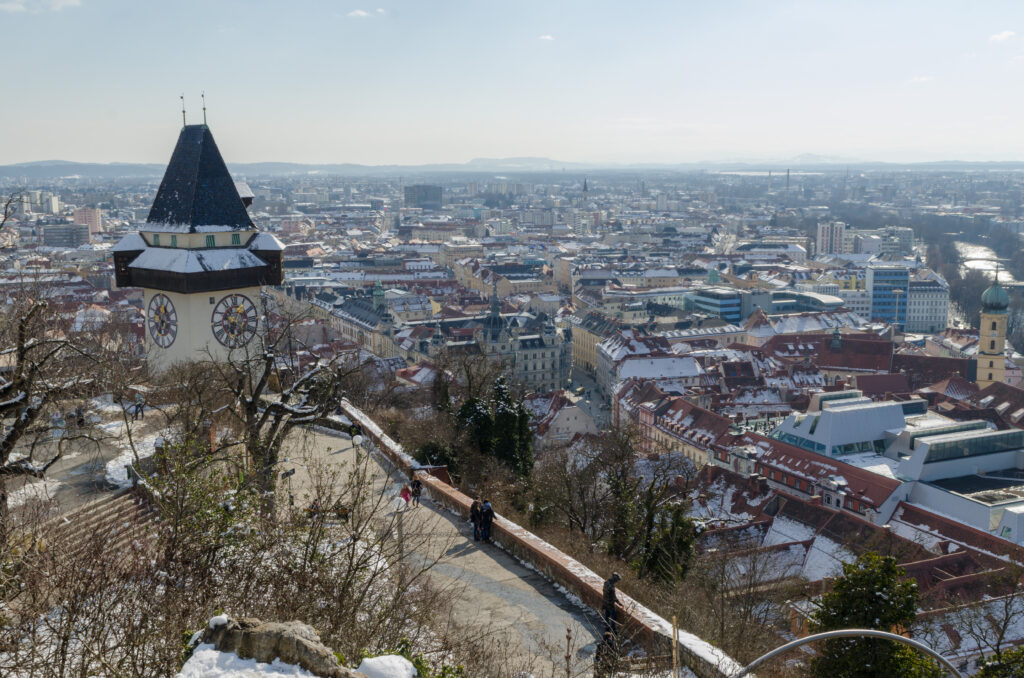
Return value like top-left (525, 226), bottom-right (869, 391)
top-left (129, 248), bottom-right (269, 274)
top-left (112, 232), bottom-right (146, 252)
top-left (248, 231), bottom-right (285, 251)
top-left (144, 223), bottom-right (247, 234)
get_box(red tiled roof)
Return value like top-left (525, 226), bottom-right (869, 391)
top-left (739, 432), bottom-right (902, 510)
top-left (854, 373), bottom-right (911, 397)
top-left (893, 502), bottom-right (1024, 562)
top-left (763, 333), bottom-right (893, 372)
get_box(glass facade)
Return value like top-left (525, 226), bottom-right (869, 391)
top-left (908, 421), bottom-right (988, 449)
top-left (924, 430), bottom-right (1024, 463)
top-left (869, 267), bottom-right (909, 326)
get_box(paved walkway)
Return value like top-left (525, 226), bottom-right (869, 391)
top-left (283, 428), bottom-right (604, 676)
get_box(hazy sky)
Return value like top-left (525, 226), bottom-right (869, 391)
top-left (5, 0), bottom-right (1024, 165)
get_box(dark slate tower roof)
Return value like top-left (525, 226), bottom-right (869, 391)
top-left (146, 125), bottom-right (253, 232)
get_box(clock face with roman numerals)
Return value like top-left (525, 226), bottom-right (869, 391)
top-left (211, 293), bottom-right (258, 348)
top-left (148, 293), bottom-right (178, 348)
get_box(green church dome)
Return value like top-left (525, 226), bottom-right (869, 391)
top-left (982, 280), bottom-right (1010, 312)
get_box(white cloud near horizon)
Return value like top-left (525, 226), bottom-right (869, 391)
top-left (990, 30), bottom-right (1016, 42)
top-left (538, 34), bottom-right (554, 40)
top-left (0, 0), bottom-right (79, 11)
top-left (347, 9), bottom-right (370, 17)
top-left (909, 75), bottom-right (935, 83)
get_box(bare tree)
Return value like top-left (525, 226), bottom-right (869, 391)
top-left (185, 301), bottom-right (360, 506)
top-left (1, 191), bottom-right (20, 230)
top-left (935, 567), bottom-right (1024, 668)
top-left (0, 293), bottom-right (114, 532)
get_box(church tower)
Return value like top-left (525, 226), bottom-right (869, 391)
top-left (977, 277), bottom-right (1009, 389)
top-left (113, 124), bottom-right (284, 373)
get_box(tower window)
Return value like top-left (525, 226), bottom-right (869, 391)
top-left (205, 235), bottom-right (215, 247)
top-left (993, 321), bottom-right (998, 331)
top-left (231, 233), bottom-right (241, 245)
top-left (989, 373), bottom-right (994, 381)
top-left (152, 234), bottom-right (160, 246)
top-left (990, 361), bottom-right (995, 368)
top-left (991, 340), bottom-right (996, 350)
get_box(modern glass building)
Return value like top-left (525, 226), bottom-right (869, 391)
top-left (867, 266), bottom-right (909, 327)
top-left (688, 287), bottom-right (743, 322)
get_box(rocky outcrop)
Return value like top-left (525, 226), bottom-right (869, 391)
top-left (200, 616), bottom-right (366, 678)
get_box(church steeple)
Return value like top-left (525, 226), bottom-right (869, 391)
top-left (489, 276), bottom-right (501, 317)
top-left (373, 279), bottom-right (386, 313)
top-left (978, 270), bottom-right (1009, 389)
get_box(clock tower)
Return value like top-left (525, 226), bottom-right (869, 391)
top-left (113, 124), bottom-right (284, 373)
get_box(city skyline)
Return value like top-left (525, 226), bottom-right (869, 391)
top-left (6, 0), bottom-right (1024, 165)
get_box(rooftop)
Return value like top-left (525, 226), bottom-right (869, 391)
top-left (146, 125), bottom-right (253, 233)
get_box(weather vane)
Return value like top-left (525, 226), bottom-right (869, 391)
top-left (180, 93), bottom-right (186, 126)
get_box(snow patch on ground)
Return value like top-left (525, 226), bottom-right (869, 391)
top-left (178, 644), bottom-right (318, 677)
top-left (104, 431), bottom-right (164, 488)
top-left (7, 478), bottom-right (61, 508)
top-left (356, 655), bottom-right (416, 678)
top-left (89, 394), bottom-right (126, 416)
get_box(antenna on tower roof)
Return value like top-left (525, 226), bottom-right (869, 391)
top-left (180, 93), bottom-right (186, 126)
top-left (201, 91), bottom-right (207, 125)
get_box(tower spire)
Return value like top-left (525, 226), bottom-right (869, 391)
top-left (180, 94), bottom-right (186, 126)
top-left (490, 275), bottom-right (500, 316)
top-left (201, 91), bottom-right (207, 125)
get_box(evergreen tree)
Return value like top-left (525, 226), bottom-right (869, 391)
top-left (490, 376), bottom-right (520, 470)
top-left (811, 553), bottom-right (941, 678)
top-left (978, 646), bottom-right (1024, 677)
top-left (512, 401), bottom-right (534, 479)
top-left (457, 396), bottom-right (493, 457)
top-left (633, 502), bottom-right (695, 583)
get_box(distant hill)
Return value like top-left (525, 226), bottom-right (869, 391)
top-left (5, 156), bottom-right (1024, 179)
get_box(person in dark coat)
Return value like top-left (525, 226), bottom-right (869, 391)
top-left (480, 499), bottom-right (495, 542)
top-left (411, 478), bottom-right (423, 507)
top-left (593, 631), bottom-right (620, 678)
top-left (602, 572), bottom-right (621, 633)
top-left (470, 498), bottom-right (483, 541)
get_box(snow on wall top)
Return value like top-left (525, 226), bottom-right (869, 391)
top-left (129, 247), bottom-right (268, 274)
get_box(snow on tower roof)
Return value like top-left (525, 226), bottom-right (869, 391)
top-left (247, 232), bottom-right (285, 251)
top-left (129, 248), bottom-right (268, 274)
top-left (111, 231), bottom-right (146, 252)
top-left (146, 125), bottom-right (253, 232)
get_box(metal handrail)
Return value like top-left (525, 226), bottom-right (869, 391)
top-left (730, 628), bottom-right (963, 678)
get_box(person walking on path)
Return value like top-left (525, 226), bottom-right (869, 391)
top-left (411, 478), bottom-right (423, 507)
top-left (602, 572), bottom-right (621, 633)
top-left (133, 393), bottom-right (145, 421)
top-left (399, 483), bottom-right (411, 506)
top-left (470, 497), bottom-right (483, 541)
top-left (593, 631), bottom-right (620, 678)
top-left (480, 499), bottom-right (495, 543)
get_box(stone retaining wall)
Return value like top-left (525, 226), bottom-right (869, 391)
top-left (336, 399), bottom-right (746, 678)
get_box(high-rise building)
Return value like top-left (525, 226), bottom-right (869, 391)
top-left (977, 280), bottom-right (1009, 389)
top-left (74, 207), bottom-right (103, 235)
top-left (43, 224), bottom-right (90, 248)
top-left (867, 265), bottom-right (909, 327)
top-left (403, 184), bottom-right (442, 210)
top-left (816, 221), bottom-right (846, 255)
